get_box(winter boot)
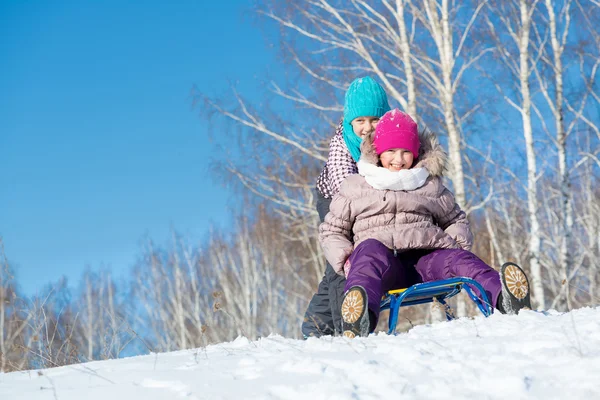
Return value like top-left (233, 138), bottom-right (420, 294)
top-left (499, 262), bottom-right (532, 314)
top-left (340, 286), bottom-right (371, 338)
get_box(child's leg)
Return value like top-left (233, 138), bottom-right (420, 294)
top-left (414, 249), bottom-right (502, 309)
top-left (345, 239), bottom-right (416, 323)
top-left (302, 191), bottom-right (341, 337)
top-left (317, 191), bottom-right (346, 333)
top-left (328, 266), bottom-right (346, 334)
top-left (301, 267), bottom-right (335, 337)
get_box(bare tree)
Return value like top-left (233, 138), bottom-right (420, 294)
top-left (0, 239), bottom-right (32, 372)
top-left (406, 0), bottom-right (492, 211)
top-left (207, 208), bottom-right (316, 339)
top-left (68, 269), bottom-right (133, 361)
top-left (485, 0), bottom-right (546, 307)
top-left (542, 0), bottom-right (572, 308)
top-left (132, 235), bottom-right (213, 351)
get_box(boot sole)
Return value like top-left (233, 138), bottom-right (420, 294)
top-left (502, 263), bottom-right (529, 299)
top-left (501, 262), bottom-right (532, 312)
top-left (341, 287), bottom-right (367, 338)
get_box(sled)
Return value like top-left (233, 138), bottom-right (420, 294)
top-left (380, 277), bottom-right (494, 335)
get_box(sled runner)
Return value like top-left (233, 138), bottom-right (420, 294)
top-left (380, 277), bottom-right (494, 334)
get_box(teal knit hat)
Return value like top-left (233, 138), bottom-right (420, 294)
top-left (343, 76), bottom-right (391, 162)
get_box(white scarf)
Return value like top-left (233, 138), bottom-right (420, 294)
top-left (357, 160), bottom-right (430, 191)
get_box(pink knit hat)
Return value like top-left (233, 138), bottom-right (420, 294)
top-left (373, 109), bottom-right (420, 156)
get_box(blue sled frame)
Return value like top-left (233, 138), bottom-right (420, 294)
top-left (380, 277), bottom-right (494, 335)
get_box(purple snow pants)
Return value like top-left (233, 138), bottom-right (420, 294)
top-left (344, 239), bottom-right (502, 322)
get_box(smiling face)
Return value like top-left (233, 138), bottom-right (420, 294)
top-left (379, 148), bottom-right (414, 171)
top-left (350, 116), bottom-right (380, 139)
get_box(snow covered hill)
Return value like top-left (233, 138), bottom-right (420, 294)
top-left (2, 307), bottom-right (600, 400)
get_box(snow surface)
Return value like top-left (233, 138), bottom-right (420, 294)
top-left (2, 307), bottom-right (600, 400)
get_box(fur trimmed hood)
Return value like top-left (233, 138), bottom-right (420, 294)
top-left (359, 122), bottom-right (447, 177)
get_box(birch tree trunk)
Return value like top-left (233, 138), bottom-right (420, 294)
top-left (391, 0), bottom-right (418, 119)
top-left (431, 0), bottom-right (470, 313)
top-left (488, 0), bottom-right (545, 308)
top-left (543, 0), bottom-right (572, 309)
top-left (412, 0), bottom-right (466, 208)
top-left (85, 275), bottom-right (94, 360)
top-left (518, 0), bottom-right (544, 309)
top-left (411, 0), bottom-right (489, 315)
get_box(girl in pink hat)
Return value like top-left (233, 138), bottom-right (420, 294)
top-left (319, 109), bottom-right (532, 338)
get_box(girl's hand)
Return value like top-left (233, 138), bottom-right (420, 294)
top-left (343, 258), bottom-right (352, 278)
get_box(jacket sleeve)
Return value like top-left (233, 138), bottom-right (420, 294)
top-left (327, 122), bottom-right (359, 195)
top-left (434, 185), bottom-right (473, 251)
top-left (319, 186), bottom-right (355, 275)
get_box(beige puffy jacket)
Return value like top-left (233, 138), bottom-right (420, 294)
top-left (319, 127), bottom-right (473, 275)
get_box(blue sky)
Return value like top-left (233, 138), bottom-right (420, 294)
top-left (0, 0), bottom-right (276, 294)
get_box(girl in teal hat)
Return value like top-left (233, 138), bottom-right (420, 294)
top-left (316, 76), bottom-right (391, 199)
top-left (342, 76), bottom-right (392, 162)
top-left (303, 76), bottom-right (391, 337)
